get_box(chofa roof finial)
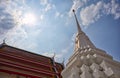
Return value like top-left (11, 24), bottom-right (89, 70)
top-left (62, 58), bottom-right (65, 68)
top-left (52, 53), bottom-right (56, 60)
top-left (3, 38), bottom-right (6, 45)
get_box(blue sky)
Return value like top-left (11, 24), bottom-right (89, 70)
top-left (0, 0), bottom-right (120, 63)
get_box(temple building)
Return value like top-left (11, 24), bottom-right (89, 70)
top-left (0, 9), bottom-right (120, 78)
top-left (0, 42), bottom-right (63, 78)
top-left (61, 10), bottom-right (120, 78)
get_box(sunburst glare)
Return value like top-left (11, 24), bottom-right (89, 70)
top-left (22, 13), bottom-right (37, 26)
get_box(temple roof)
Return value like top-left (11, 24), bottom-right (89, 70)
top-left (0, 43), bottom-right (63, 78)
top-left (0, 43), bottom-right (64, 66)
top-left (0, 43), bottom-right (51, 59)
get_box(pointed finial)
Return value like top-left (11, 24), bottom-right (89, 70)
top-left (62, 58), bottom-right (65, 65)
top-left (52, 53), bottom-right (56, 60)
top-left (73, 9), bottom-right (81, 33)
top-left (73, 9), bottom-right (75, 12)
top-left (3, 38), bottom-right (6, 45)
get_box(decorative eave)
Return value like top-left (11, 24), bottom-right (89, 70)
top-left (0, 43), bottom-right (64, 69)
top-left (0, 40), bottom-right (7, 48)
top-left (0, 43), bottom-right (64, 78)
top-left (0, 44), bottom-right (50, 58)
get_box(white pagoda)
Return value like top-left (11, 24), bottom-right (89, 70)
top-left (61, 10), bottom-right (120, 78)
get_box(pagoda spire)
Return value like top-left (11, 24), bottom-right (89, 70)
top-left (72, 9), bottom-right (95, 52)
top-left (73, 9), bottom-right (81, 33)
top-left (62, 10), bottom-right (120, 78)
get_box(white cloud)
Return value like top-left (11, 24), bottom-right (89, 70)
top-left (80, 1), bottom-right (103, 25)
top-left (6, 27), bottom-right (28, 43)
top-left (40, 0), bottom-right (55, 12)
top-left (0, 0), bottom-right (10, 5)
top-left (40, 0), bottom-right (48, 5)
top-left (55, 11), bottom-right (60, 17)
top-left (56, 41), bottom-right (74, 62)
top-left (72, 33), bottom-right (76, 42)
top-left (106, 0), bottom-right (120, 19)
top-left (0, 0), bottom-right (28, 29)
top-left (0, 0), bottom-right (31, 46)
top-left (40, 14), bottom-right (44, 20)
top-left (69, 0), bottom-right (84, 17)
top-left (45, 3), bottom-right (55, 12)
top-left (69, 0), bottom-right (90, 17)
top-left (79, 0), bottom-right (120, 26)
top-left (55, 11), bottom-right (64, 18)
top-left (42, 52), bottom-right (54, 57)
top-left (41, 41), bottom-right (73, 62)
top-left (0, 1), bottom-right (16, 34)
top-left (82, 0), bottom-right (89, 3)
